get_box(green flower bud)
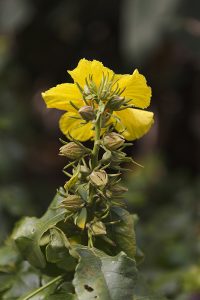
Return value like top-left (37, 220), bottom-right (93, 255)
top-left (89, 170), bottom-right (108, 187)
top-left (79, 105), bottom-right (95, 121)
top-left (106, 184), bottom-right (127, 198)
top-left (108, 95), bottom-right (125, 110)
top-left (90, 221), bottom-right (106, 236)
top-left (59, 142), bottom-right (85, 160)
top-left (111, 151), bottom-right (131, 164)
top-left (61, 194), bottom-right (84, 212)
top-left (111, 184), bottom-right (128, 195)
top-left (103, 132), bottom-right (125, 150)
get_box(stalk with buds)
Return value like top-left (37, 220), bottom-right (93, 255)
top-left (0, 59), bottom-right (155, 300)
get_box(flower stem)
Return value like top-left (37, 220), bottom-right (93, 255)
top-left (91, 113), bottom-right (102, 168)
top-left (21, 275), bottom-right (63, 300)
top-left (88, 112), bottom-right (102, 207)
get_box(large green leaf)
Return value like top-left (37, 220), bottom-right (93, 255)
top-left (46, 228), bottom-right (77, 271)
top-left (12, 192), bottom-right (66, 268)
top-left (73, 246), bottom-right (138, 300)
top-left (2, 262), bottom-right (40, 299)
top-left (111, 207), bottom-right (136, 258)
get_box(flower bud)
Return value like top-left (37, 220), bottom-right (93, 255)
top-left (59, 142), bottom-right (85, 160)
top-left (103, 132), bottom-right (125, 150)
top-left (61, 194), bottom-right (84, 212)
top-left (111, 151), bottom-right (131, 165)
top-left (79, 105), bottom-right (95, 121)
top-left (111, 184), bottom-right (128, 195)
top-left (89, 170), bottom-right (108, 187)
top-left (108, 95), bottom-right (125, 110)
top-left (90, 221), bottom-right (106, 236)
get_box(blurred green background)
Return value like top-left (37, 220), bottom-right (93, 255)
top-left (0, 0), bottom-right (199, 299)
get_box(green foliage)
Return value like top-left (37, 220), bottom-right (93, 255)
top-left (0, 185), bottom-right (140, 299)
top-left (12, 192), bottom-right (66, 269)
top-left (0, 229), bottom-right (138, 299)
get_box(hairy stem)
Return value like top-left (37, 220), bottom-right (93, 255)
top-left (91, 113), bottom-right (102, 168)
top-left (21, 275), bottom-right (63, 300)
top-left (88, 112), bottom-right (102, 208)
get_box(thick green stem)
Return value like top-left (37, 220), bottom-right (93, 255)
top-left (88, 113), bottom-right (102, 208)
top-left (91, 114), bottom-right (102, 168)
top-left (21, 275), bottom-right (63, 300)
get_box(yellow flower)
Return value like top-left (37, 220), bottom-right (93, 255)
top-left (42, 59), bottom-right (154, 141)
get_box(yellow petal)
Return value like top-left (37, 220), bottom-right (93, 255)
top-left (42, 83), bottom-right (83, 111)
top-left (118, 69), bottom-right (151, 109)
top-left (59, 112), bottom-right (94, 141)
top-left (114, 108), bottom-right (154, 141)
top-left (68, 58), bottom-right (114, 87)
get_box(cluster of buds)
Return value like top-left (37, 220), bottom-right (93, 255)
top-left (77, 74), bottom-right (132, 114)
top-left (59, 128), bottom-right (133, 242)
top-left (58, 73), bottom-right (140, 247)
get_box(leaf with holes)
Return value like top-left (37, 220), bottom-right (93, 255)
top-left (72, 246), bottom-right (138, 300)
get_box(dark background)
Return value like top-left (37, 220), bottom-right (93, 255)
top-left (0, 0), bottom-right (200, 299)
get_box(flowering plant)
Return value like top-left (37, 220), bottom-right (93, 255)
top-left (0, 59), bottom-right (155, 300)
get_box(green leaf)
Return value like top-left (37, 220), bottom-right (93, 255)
top-left (0, 243), bottom-right (20, 272)
top-left (2, 262), bottom-right (40, 299)
top-left (0, 274), bottom-right (14, 293)
top-left (12, 192), bottom-right (66, 268)
top-left (111, 207), bottom-right (136, 259)
top-left (46, 228), bottom-right (77, 272)
top-left (73, 246), bottom-right (138, 300)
